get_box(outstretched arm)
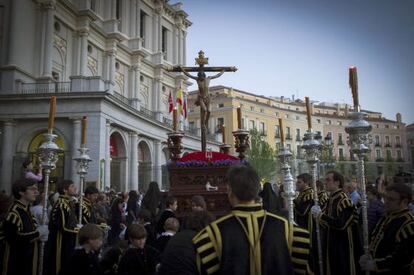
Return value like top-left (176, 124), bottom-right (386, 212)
top-left (209, 70), bottom-right (225, 80)
top-left (179, 66), bottom-right (198, 80)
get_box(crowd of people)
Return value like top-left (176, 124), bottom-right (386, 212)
top-left (0, 159), bottom-right (413, 275)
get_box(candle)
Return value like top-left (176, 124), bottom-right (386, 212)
top-left (173, 108), bottom-right (177, 131)
top-left (221, 124), bottom-right (226, 144)
top-left (279, 118), bottom-right (285, 145)
top-left (47, 96), bottom-right (56, 133)
top-left (81, 116), bottom-right (87, 146)
top-left (305, 96), bottom-right (312, 130)
top-left (349, 66), bottom-right (359, 108)
top-left (237, 106), bottom-right (242, 129)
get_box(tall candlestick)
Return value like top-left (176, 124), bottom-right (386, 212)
top-left (349, 66), bottom-right (359, 108)
top-left (279, 118), bottom-right (285, 145)
top-left (48, 96), bottom-right (56, 133)
top-left (305, 96), bottom-right (312, 130)
top-left (221, 124), bottom-right (226, 144)
top-left (237, 106), bottom-right (242, 129)
top-left (81, 116), bottom-right (87, 146)
top-left (173, 108), bottom-right (177, 131)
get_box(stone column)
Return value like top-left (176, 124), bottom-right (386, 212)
top-left (71, 118), bottom-right (82, 186)
top-left (183, 31), bottom-right (187, 64)
top-left (130, 132), bottom-right (138, 191)
top-left (177, 27), bottom-right (182, 65)
top-left (104, 48), bottom-right (116, 92)
top-left (7, 0), bottom-right (20, 66)
top-left (78, 29), bottom-right (89, 76)
top-left (173, 27), bottom-right (178, 64)
top-left (153, 140), bottom-right (162, 187)
top-left (42, 2), bottom-right (55, 78)
top-left (0, 121), bottom-right (14, 194)
top-left (153, 75), bottom-right (162, 121)
top-left (136, 0), bottom-right (141, 38)
top-left (130, 0), bottom-right (136, 37)
top-left (157, 10), bottom-right (162, 53)
top-left (108, 50), bottom-right (116, 84)
top-left (130, 62), bottom-right (141, 109)
top-left (104, 120), bottom-right (111, 190)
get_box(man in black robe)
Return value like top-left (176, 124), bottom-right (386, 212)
top-left (359, 183), bottom-right (414, 274)
top-left (48, 179), bottom-right (79, 275)
top-left (193, 165), bottom-right (312, 275)
top-left (312, 171), bottom-right (362, 275)
top-left (81, 186), bottom-right (99, 224)
top-left (3, 179), bottom-right (48, 275)
top-left (294, 173), bottom-right (314, 229)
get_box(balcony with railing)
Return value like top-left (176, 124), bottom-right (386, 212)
top-left (385, 143), bottom-right (391, 147)
top-left (286, 134), bottom-right (292, 140)
top-left (137, 105), bottom-right (156, 120)
top-left (274, 133), bottom-right (280, 139)
top-left (375, 142), bottom-right (381, 147)
top-left (21, 82), bottom-right (71, 94)
top-left (376, 158), bottom-right (384, 162)
top-left (396, 157), bottom-right (404, 162)
top-left (337, 139), bottom-right (344, 145)
top-left (295, 135), bottom-right (302, 141)
top-left (395, 143), bottom-right (402, 148)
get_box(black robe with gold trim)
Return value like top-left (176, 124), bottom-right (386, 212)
top-left (319, 189), bottom-right (362, 275)
top-left (81, 198), bottom-right (97, 224)
top-left (294, 187), bottom-right (314, 230)
top-left (193, 204), bottom-right (312, 275)
top-left (2, 200), bottom-right (39, 275)
top-left (317, 191), bottom-right (329, 212)
top-left (369, 208), bottom-right (414, 274)
top-left (294, 187), bottom-right (324, 274)
top-left (48, 195), bottom-right (78, 275)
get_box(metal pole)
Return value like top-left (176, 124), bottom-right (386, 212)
top-left (345, 111), bottom-right (372, 275)
top-left (37, 132), bottom-right (62, 275)
top-left (278, 146), bottom-right (296, 223)
top-left (302, 130), bottom-right (324, 275)
top-left (74, 146), bottom-right (92, 227)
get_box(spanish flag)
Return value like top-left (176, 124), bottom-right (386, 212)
top-left (176, 87), bottom-right (183, 116)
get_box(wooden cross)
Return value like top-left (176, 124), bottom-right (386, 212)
top-left (168, 50), bottom-right (237, 152)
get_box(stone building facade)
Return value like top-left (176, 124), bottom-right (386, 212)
top-left (187, 85), bottom-right (410, 181)
top-left (0, 0), bottom-right (221, 193)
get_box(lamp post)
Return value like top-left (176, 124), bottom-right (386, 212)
top-left (37, 132), bottom-right (62, 275)
top-left (302, 130), bottom-right (324, 275)
top-left (320, 133), bottom-right (335, 176)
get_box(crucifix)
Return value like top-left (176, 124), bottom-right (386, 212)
top-left (168, 50), bottom-right (237, 152)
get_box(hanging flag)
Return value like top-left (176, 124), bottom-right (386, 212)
top-left (176, 87), bottom-right (184, 116)
top-left (168, 90), bottom-right (174, 113)
top-left (183, 92), bottom-right (188, 119)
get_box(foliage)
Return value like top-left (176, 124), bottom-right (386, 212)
top-left (246, 129), bottom-right (278, 181)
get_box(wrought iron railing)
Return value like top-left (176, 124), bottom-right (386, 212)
top-left (21, 82), bottom-right (71, 94)
top-left (138, 105), bottom-right (156, 120)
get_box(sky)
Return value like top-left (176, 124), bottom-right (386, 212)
top-left (178, 0), bottom-right (414, 124)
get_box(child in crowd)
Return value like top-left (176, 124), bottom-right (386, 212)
top-left (117, 224), bottom-right (160, 275)
top-left (155, 217), bottom-right (180, 254)
top-left (59, 223), bottom-right (104, 275)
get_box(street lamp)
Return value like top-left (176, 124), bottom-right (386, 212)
top-left (321, 133), bottom-right (335, 176)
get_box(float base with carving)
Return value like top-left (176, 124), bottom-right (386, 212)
top-left (168, 151), bottom-right (246, 217)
